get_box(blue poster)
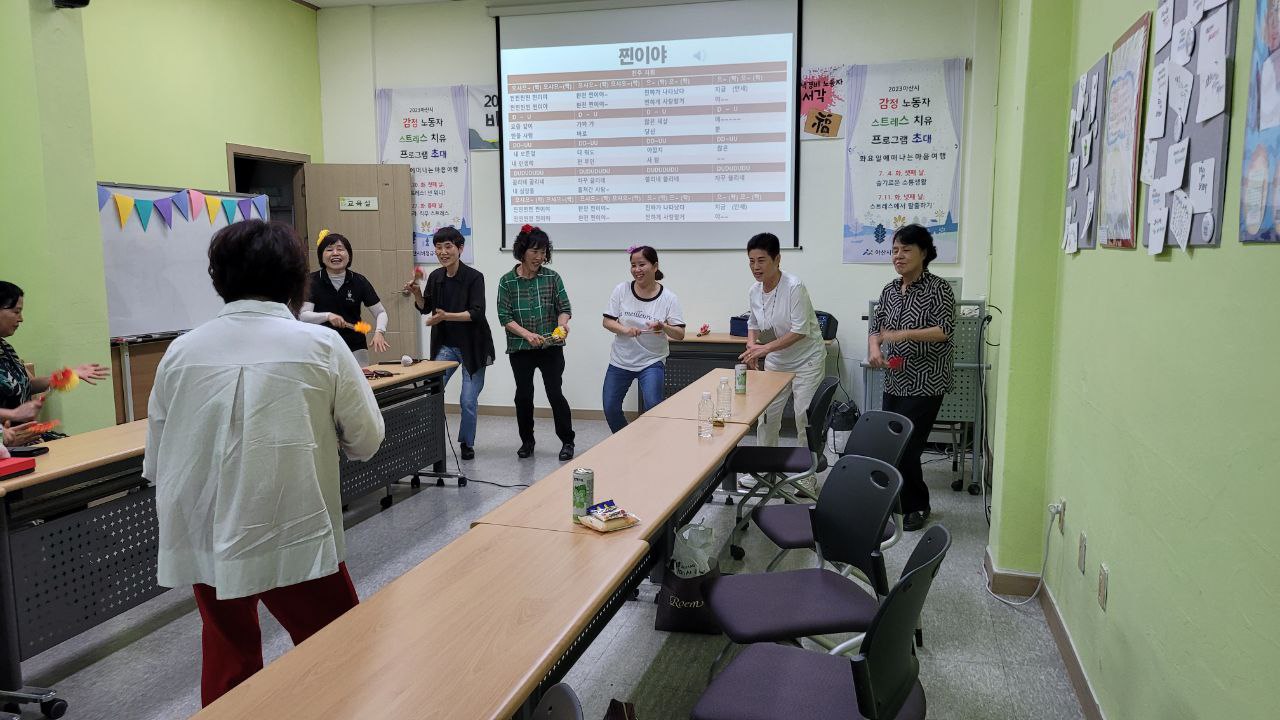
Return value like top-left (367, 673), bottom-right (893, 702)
top-left (1240, 0), bottom-right (1280, 243)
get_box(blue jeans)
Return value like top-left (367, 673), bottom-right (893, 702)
top-left (602, 361), bottom-right (665, 433)
top-left (435, 346), bottom-right (485, 446)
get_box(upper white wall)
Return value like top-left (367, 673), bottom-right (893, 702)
top-left (319, 0), bottom-right (1000, 412)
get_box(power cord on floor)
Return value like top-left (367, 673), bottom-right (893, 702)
top-left (439, 411), bottom-right (529, 490)
top-left (981, 503), bottom-right (1061, 607)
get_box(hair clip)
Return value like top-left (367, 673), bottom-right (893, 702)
top-left (626, 245), bottom-right (641, 254)
top-left (520, 224), bottom-right (534, 234)
top-left (316, 228), bottom-right (330, 247)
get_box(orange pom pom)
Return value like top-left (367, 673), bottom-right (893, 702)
top-left (49, 368), bottom-right (79, 392)
top-left (27, 420), bottom-right (61, 434)
top-left (353, 321), bottom-right (372, 334)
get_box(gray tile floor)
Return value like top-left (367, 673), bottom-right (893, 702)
top-left (15, 414), bottom-right (1082, 719)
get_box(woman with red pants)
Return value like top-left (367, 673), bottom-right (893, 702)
top-left (144, 220), bottom-right (385, 705)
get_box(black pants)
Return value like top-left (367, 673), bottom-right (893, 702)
top-left (509, 346), bottom-right (575, 445)
top-left (882, 393), bottom-right (944, 515)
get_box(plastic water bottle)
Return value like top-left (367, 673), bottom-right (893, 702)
top-left (716, 377), bottom-right (732, 419)
top-left (698, 391), bottom-right (715, 438)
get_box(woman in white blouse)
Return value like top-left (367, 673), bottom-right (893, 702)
top-left (144, 220), bottom-right (384, 706)
top-left (738, 232), bottom-right (826, 447)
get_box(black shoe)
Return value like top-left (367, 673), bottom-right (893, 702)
top-left (903, 510), bottom-right (931, 532)
top-left (460, 444), bottom-right (474, 460)
top-left (558, 443), bottom-right (575, 461)
top-left (517, 442), bottom-right (535, 459)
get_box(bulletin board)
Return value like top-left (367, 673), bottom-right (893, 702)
top-left (1140, 0), bottom-right (1237, 251)
top-left (1063, 54), bottom-right (1109, 252)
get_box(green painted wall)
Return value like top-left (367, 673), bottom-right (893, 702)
top-left (0, 1), bottom-right (115, 433)
top-left (990, 1), bottom-right (1276, 717)
top-left (81, 0), bottom-right (323, 190)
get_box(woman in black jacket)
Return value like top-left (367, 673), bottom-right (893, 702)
top-left (404, 227), bottom-right (495, 459)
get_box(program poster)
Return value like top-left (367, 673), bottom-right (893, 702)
top-left (1241, 0), bottom-right (1280, 243)
top-left (1099, 13), bottom-right (1150, 249)
top-left (376, 85), bottom-right (473, 263)
top-left (799, 64), bottom-right (848, 140)
top-left (468, 85), bottom-right (500, 151)
top-left (843, 59), bottom-right (964, 264)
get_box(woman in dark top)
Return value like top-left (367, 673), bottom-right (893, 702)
top-left (867, 224), bottom-right (956, 532)
top-left (0, 281), bottom-right (110, 443)
top-left (404, 227), bottom-right (494, 460)
top-left (300, 232), bottom-right (390, 367)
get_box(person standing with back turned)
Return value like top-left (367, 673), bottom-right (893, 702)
top-left (144, 220), bottom-right (384, 706)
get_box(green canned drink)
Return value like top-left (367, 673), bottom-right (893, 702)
top-left (572, 468), bottom-right (594, 523)
top-left (734, 364), bottom-right (748, 394)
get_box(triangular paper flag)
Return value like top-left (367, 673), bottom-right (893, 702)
top-left (221, 198), bottom-right (238, 224)
top-left (205, 195), bottom-right (220, 224)
top-left (189, 189), bottom-right (205, 220)
top-left (237, 198), bottom-right (253, 223)
top-left (113, 194), bottom-right (134, 228)
top-left (154, 196), bottom-right (174, 227)
top-left (97, 185), bottom-right (111, 210)
top-left (252, 194), bottom-right (268, 220)
top-left (170, 191), bottom-right (189, 220)
top-left (135, 199), bottom-right (154, 231)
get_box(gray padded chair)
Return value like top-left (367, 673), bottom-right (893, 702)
top-left (753, 411), bottom-right (915, 571)
top-left (723, 377), bottom-right (840, 561)
top-left (532, 683), bottom-right (584, 720)
top-left (706, 456), bottom-right (902, 672)
top-left (692, 526), bottom-right (952, 720)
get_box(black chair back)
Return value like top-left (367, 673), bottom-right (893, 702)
top-left (842, 410), bottom-right (915, 467)
top-left (804, 376), bottom-right (841, 457)
top-left (811, 455), bottom-right (902, 595)
top-left (532, 683), bottom-right (584, 720)
top-left (851, 526), bottom-right (952, 720)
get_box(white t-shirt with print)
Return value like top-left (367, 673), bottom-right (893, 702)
top-left (747, 270), bottom-right (825, 370)
top-left (604, 281), bottom-right (686, 372)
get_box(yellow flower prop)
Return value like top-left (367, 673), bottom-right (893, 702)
top-left (353, 321), bottom-right (372, 334)
top-left (551, 326), bottom-right (567, 341)
top-left (316, 228), bottom-right (331, 247)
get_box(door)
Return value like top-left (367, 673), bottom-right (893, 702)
top-left (303, 163), bottom-right (420, 364)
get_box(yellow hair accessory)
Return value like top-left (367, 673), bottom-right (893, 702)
top-left (316, 229), bottom-right (330, 247)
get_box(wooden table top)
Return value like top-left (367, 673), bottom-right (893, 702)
top-left (193, 523), bottom-right (649, 720)
top-left (673, 332), bottom-right (750, 345)
top-left (643, 368), bottom-right (795, 426)
top-left (0, 362), bottom-right (455, 498)
top-left (473, 415), bottom-right (750, 538)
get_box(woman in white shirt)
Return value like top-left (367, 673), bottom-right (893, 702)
top-left (601, 245), bottom-right (685, 432)
top-left (144, 220), bottom-right (384, 706)
top-left (738, 232), bottom-right (826, 447)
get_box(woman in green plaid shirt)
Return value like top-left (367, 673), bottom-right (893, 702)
top-left (496, 225), bottom-right (576, 461)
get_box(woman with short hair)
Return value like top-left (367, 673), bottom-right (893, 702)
top-left (300, 231), bottom-right (390, 367)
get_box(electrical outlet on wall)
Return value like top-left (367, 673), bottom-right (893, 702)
top-left (1078, 532), bottom-right (1087, 575)
top-left (1098, 563), bottom-right (1109, 611)
top-left (1058, 497), bottom-right (1067, 535)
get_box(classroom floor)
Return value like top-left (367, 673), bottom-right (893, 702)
top-left (17, 414), bottom-right (1083, 720)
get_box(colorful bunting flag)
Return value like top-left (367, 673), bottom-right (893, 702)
top-left (237, 198), bottom-right (253, 223)
top-left (190, 189), bottom-right (206, 221)
top-left (221, 198), bottom-right (238, 224)
top-left (135, 199), bottom-right (154, 231)
top-left (171, 190), bottom-right (189, 220)
top-left (97, 185), bottom-right (112, 211)
top-left (252, 194), bottom-right (268, 220)
top-left (205, 195), bottom-right (220, 225)
top-left (113, 194), bottom-right (134, 228)
top-left (154, 196), bottom-right (174, 228)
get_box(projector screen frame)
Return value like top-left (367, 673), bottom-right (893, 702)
top-left (494, 0), bottom-right (805, 252)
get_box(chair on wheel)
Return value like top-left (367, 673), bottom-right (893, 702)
top-left (692, 526), bottom-right (952, 720)
top-left (723, 376), bottom-right (840, 561)
top-left (532, 683), bottom-right (584, 720)
top-left (753, 410), bottom-right (914, 571)
top-left (706, 456), bottom-right (901, 672)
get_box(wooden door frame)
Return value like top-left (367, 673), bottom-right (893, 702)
top-left (226, 143), bottom-right (312, 241)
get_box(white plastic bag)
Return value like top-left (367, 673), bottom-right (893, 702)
top-left (672, 522), bottom-right (715, 579)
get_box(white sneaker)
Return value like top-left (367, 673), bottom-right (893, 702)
top-left (737, 474), bottom-right (759, 491)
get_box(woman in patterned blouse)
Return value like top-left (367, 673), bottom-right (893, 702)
top-left (867, 225), bottom-right (956, 532)
top-left (0, 281), bottom-right (110, 444)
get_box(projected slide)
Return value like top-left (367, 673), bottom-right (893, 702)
top-left (502, 34), bottom-right (794, 227)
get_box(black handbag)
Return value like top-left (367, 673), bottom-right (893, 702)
top-left (655, 564), bottom-right (721, 634)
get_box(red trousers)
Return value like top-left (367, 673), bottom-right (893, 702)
top-left (192, 562), bottom-right (360, 706)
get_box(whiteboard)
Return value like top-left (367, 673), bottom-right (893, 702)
top-left (99, 183), bottom-right (255, 338)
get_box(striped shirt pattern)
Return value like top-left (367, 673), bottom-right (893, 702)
top-left (869, 271), bottom-right (956, 396)
top-left (496, 265), bottom-right (572, 353)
